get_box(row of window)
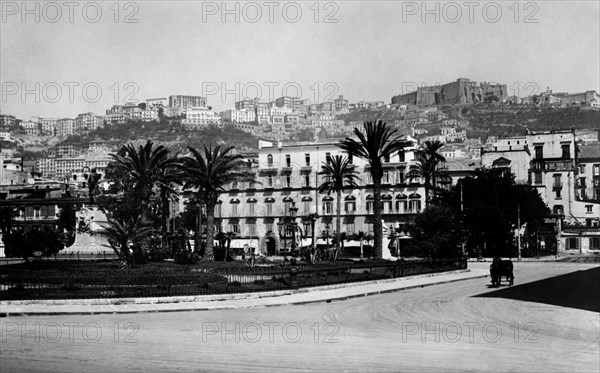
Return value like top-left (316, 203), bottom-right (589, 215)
top-left (255, 171), bottom-right (419, 189)
top-left (214, 222), bottom-right (375, 238)
top-left (565, 237), bottom-right (600, 250)
top-left (264, 151), bottom-right (407, 168)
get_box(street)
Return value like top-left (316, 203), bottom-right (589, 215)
top-left (1, 262), bottom-right (598, 372)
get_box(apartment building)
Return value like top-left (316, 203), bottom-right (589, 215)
top-left (20, 121), bottom-right (39, 136)
top-left (75, 113), bottom-right (104, 132)
top-left (198, 138), bottom-right (425, 255)
top-left (146, 97), bottom-right (167, 109)
top-left (169, 95), bottom-right (207, 109)
top-left (56, 118), bottom-right (75, 136)
top-left (222, 108), bottom-right (256, 123)
top-left (181, 107), bottom-right (221, 130)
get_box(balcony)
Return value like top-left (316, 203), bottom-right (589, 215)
top-left (552, 183), bottom-right (563, 191)
top-left (531, 159), bottom-right (574, 172)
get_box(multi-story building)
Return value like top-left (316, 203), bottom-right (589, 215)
top-left (222, 108), bottom-right (256, 123)
top-left (55, 118), bottom-right (75, 136)
top-left (40, 117), bottom-right (58, 136)
top-left (75, 113), bottom-right (104, 132)
top-left (55, 143), bottom-right (83, 158)
top-left (274, 96), bottom-right (304, 112)
top-left (169, 95), bottom-right (207, 109)
top-left (201, 138), bottom-right (426, 255)
top-left (0, 131), bottom-right (12, 141)
top-left (141, 109), bottom-right (159, 122)
top-left (146, 97), bottom-right (167, 109)
top-left (36, 157), bottom-right (57, 180)
top-left (482, 130), bottom-right (600, 253)
top-left (235, 99), bottom-right (260, 110)
top-left (20, 121), bottom-right (39, 136)
top-left (181, 107), bottom-right (221, 130)
top-left (0, 113), bottom-right (17, 127)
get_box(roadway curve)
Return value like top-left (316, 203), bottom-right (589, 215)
top-left (1, 262), bottom-right (598, 372)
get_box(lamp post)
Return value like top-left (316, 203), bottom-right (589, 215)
top-left (289, 202), bottom-right (298, 251)
top-left (325, 223), bottom-right (331, 248)
top-left (277, 220), bottom-right (285, 254)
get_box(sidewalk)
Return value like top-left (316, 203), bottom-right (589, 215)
top-left (0, 268), bottom-right (488, 316)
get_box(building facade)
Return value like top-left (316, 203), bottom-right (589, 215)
top-left (169, 95), bottom-right (207, 109)
top-left (191, 139), bottom-right (426, 255)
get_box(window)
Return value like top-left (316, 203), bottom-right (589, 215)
top-left (303, 222), bottom-right (312, 237)
top-left (266, 203), bottom-right (273, 215)
top-left (366, 223), bottom-right (374, 235)
top-left (285, 154), bottom-right (291, 167)
top-left (593, 165), bottom-right (600, 176)
top-left (326, 152), bottom-right (332, 163)
top-left (590, 237), bottom-right (600, 250)
top-left (566, 237), bottom-right (579, 250)
top-left (395, 200), bottom-right (407, 213)
top-left (398, 152), bottom-right (405, 162)
top-left (346, 223), bottom-right (355, 234)
top-left (285, 175), bottom-right (291, 188)
top-left (248, 203), bottom-right (255, 216)
top-left (397, 169), bottom-right (405, 184)
top-left (384, 154), bottom-right (390, 163)
top-left (366, 201), bottom-right (373, 213)
top-left (409, 200), bottom-right (421, 213)
top-left (303, 201), bottom-right (311, 214)
top-left (267, 175), bottom-right (273, 187)
top-left (534, 145), bottom-right (543, 159)
top-left (586, 205), bottom-right (593, 214)
top-left (247, 224), bottom-right (257, 237)
top-left (265, 223), bottom-right (273, 234)
top-left (553, 174), bottom-right (562, 188)
top-left (231, 204), bottom-right (238, 217)
top-left (304, 174), bottom-right (310, 187)
top-left (553, 205), bottom-right (564, 215)
top-left (345, 201), bottom-right (356, 212)
top-left (215, 204), bottom-right (221, 217)
top-left (248, 180), bottom-right (255, 189)
top-left (383, 171), bottom-right (390, 184)
top-left (323, 200), bottom-right (333, 215)
top-left (561, 144), bottom-right (570, 159)
top-left (283, 202), bottom-right (292, 216)
top-left (305, 153), bottom-right (310, 166)
top-left (267, 154), bottom-right (273, 167)
top-left (230, 224), bottom-right (240, 234)
top-left (555, 189), bottom-right (562, 199)
top-left (534, 172), bottom-right (542, 185)
top-left (231, 181), bottom-right (238, 189)
top-left (348, 154), bottom-right (353, 164)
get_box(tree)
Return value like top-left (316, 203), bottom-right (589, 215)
top-left (440, 168), bottom-right (550, 257)
top-left (317, 155), bottom-right (359, 261)
top-left (338, 121), bottom-right (411, 258)
top-left (408, 204), bottom-right (462, 258)
top-left (98, 216), bottom-right (155, 266)
top-left (407, 140), bottom-right (450, 203)
top-left (107, 140), bottom-right (179, 224)
top-left (182, 145), bottom-right (256, 260)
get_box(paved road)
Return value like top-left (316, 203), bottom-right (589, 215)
top-left (1, 262), bottom-right (598, 372)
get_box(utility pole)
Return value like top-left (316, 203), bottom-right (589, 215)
top-left (460, 182), bottom-right (466, 257)
top-left (517, 203), bottom-right (521, 261)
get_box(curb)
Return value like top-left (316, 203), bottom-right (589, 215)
top-left (0, 270), bottom-right (488, 317)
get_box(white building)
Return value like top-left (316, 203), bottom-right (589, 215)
top-left (182, 108), bottom-right (221, 130)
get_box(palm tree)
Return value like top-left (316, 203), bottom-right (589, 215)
top-left (98, 216), bottom-right (154, 266)
top-left (338, 121), bottom-right (411, 258)
top-left (407, 140), bottom-right (450, 203)
top-left (182, 145), bottom-right (256, 260)
top-left (108, 141), bottom-right (179, 223)
top-left (318, 155), bottom-right (360, 260)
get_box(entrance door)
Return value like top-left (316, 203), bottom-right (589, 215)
top-left (266, 237), bottom-right (276, 256)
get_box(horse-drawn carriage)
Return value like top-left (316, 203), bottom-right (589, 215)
top-left (490, 257), bottom-right (514, 286)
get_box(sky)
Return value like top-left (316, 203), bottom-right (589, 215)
top-left (1, 0), bottom-right (599, 120)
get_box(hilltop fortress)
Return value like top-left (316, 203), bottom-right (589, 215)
top-left (391, 78), bottom-right (507, 106)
